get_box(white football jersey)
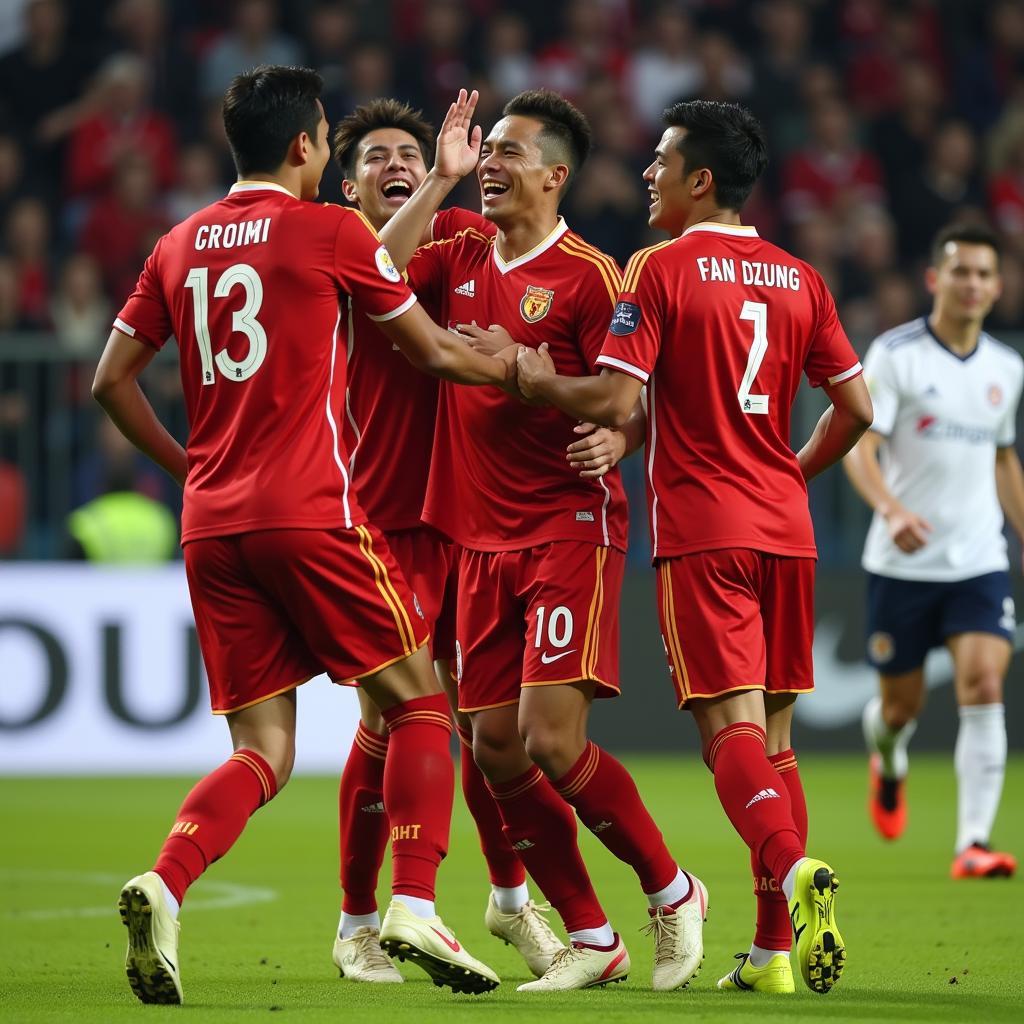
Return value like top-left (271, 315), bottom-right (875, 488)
top-left (861, 318), bottom-right (1023, 581)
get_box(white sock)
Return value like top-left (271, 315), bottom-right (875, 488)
top-left (645, 867), bottom-right (691, 908)
top-left (394, 894), bottom-right (435, 919)
top-left (748, 942), bottom-right (789, 967)
top-left (862, 694), bottom-right (917, 779)
top-left (157, 875), bottom-right (179, 920)
top-left (781, 858), bottom-right (805, 902)
top-left (954, 703), bottom-right (1007, 854)
top-left (491, 882), bottom-right (530, 914)
top-left (568, 922), bottom-right (615, 947)
top-left (339, 910), bottom-right (380, 939)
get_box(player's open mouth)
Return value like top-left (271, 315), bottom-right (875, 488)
top-left (648, 190), bottom-right (660, 208)
top-left (381, 178), bottom-right (412, 201)
top-left (482, 179), bottom-right (510, 200)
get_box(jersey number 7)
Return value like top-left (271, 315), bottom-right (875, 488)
top-left (738, 300), bottom-right (769, 415)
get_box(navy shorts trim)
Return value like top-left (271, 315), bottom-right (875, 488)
top-left (865, 572), bottom-right (1015, 674)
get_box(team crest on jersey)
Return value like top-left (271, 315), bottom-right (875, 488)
top-left (868, 631), bottom-right (895, 664)
top-left (988, 384), bottom-right (1004, 406)
top-left (374, 244), bottom-right (401, 283)
top-left (520, 285), bottom-right (554, 323)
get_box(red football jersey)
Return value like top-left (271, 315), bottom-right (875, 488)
top-left (410, 217), bottom-right (628, 552)
top-left (343, 207), bottom-right (495, 531)
top-left (596, 222), bottom-right (862, 559)
top-left (114, 181), bottom-right (416, 543)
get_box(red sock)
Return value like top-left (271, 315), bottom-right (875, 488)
top-left (456, 725), bottom-right (526, 888)
top-left (488, 764), bottom-right (606, 932)
top-left (706, 724), bottom-right (804, 887)
top-left (750, 749), bottom-right (806, 951)
top-left (380, 694), bottom-right (454, 901)
top-left (339, 723), bottom-right (390, 915)
top-left (153, 749), bottom-right (277, 905)
top-left (553, 741), bottom-right (678, 894)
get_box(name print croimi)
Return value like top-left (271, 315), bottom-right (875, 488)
top-left (696, 255), bottom-right (801, 291)
top-left (195, 217), bottom-right (271, 251)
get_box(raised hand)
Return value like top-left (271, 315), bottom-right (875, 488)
top-left (567, 423), bottom-right (627, 479)
top-left (435, 88), bottom-right (482, 181)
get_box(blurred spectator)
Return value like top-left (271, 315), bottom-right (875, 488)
top-left (870, 60), bottom-right (946, 198)
top-left (565, 152), bottom-right (648, 266)
top-left (107, 0), bottom-right (198, 132)
top-left (781, 97), bottom-right (885, 223)
top-left (695, 31), bottom-right (752, 104)
top-left (66, 459), bottom-right (178, 563)
top-left (893, 120), bottom-right (986, 262)
top-left (483, 13), bottom-right (536, 103)
top-left (0, 133), bottom-right (26, 225)
top-left (396, 0), bottom-right (470, 114)
top-left (840, 205), bottom-right (899, 301)
top-left (200, 0), bottom-right (302, 103)
top-left (790, 211), bottom-right (842, 294)
top-left (66, 53), bottom-right (178, 199)
top-left (0, 0), bottom-right (96, 203)
top-left (78, 154), bottom-right (169, 305)
top-left (49, 253), bottom-right (110, 356)
top-left (873, 271), bottom-right (921, 334)
top-left (344, 42), bottom-right (395, 108)
top-left (304, 0), bottom-right (355, 115)
top-left (956, 0), bottom-right (1024, 131)
top-left (4, 196), bottom-right (51, 328)
top-left (74, 414), bottom-right (170, 509)
top-left (844, 2), bottom-right (946, 118)
top-left (165, 143), bottom-right (225, 224)
top-left (988, 250), bottom-right (1024, 332)
top-left (750, 0), bottom-right (815, 157)
top-left (0, 254), bottom-right (27, 331)
top-left (535, 0), bottom-right (627, 101)
top-left (987, 106), bottom-right (1024, 246)
top-left (625, 5), bottom-right (701, 131)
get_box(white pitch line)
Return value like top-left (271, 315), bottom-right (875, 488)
top-left (1, 870), bottom-right (276, 921)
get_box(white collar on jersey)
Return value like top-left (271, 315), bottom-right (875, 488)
top-left (682, 221), bottom-right (759, 237)
top-left (492, 217), bottom-right (570, 275)
top-left (228, 180), bottom-right (298, 199)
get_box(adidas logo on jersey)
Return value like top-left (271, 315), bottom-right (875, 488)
top-left (361, 801), bottom-right (386, 814)
top-left (454, 279), bottom-right (476, 297)
top-left (512, 838), bottom-right (535, 850)
top-left (745, 787), bottom-right (780, 809)
top-left (589, 820), bottom-right (613, 834)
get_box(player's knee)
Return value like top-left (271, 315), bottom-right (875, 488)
top-left (960, 668), bottom-right (1004, 705)
top-left (882, 690), bottom-right (923, 729)
top-left (520, 723), bottom-right (575, 778)
top-left (249, 740), bottom-right (295, 791)
top-left (471, 724), bottom-right (518, 779)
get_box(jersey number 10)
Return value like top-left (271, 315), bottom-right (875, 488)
top-left (184, 264), bottom-right (267, 384)
top-left (738, 300), bottom-right (769, 415)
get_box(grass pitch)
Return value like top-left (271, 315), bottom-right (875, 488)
top-left (2, 755), bottom-right (1022, 1022)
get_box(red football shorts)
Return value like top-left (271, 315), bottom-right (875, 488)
top-left (384, 527), bottom-right (460, 663)
top-left (455, 542), bottom-right (624, 713)
top-left (656, 549), bottom-right (815, 709)
top-left (184, 524), bottom-right (429, 714)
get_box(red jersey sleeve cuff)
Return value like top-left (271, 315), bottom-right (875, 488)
top-left (595, 354), bottom-right (650, 383)
top-left (113, 317), bottom-right (161, 349)
top-left (367, 293), bottom-right (417, 323)
top-left (826, 362), bottom-right (863, 386)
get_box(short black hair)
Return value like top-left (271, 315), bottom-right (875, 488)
top-left (931, 222), bottom-right (1001, 267)
top-left (332, 98), bottom-right (435, 177)
top-left (661, 100), bottom-right (768, 211)
top-left (502, 89), bottom-right (591, 190)
top-left (222, 65), bottom-right (323, 177)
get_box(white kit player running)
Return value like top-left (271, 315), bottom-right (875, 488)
top-left (844, 223), bottom-right (1024, 878)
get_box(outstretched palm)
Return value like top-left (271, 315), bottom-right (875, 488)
top-left (435, 88), bottom-right (482, 180)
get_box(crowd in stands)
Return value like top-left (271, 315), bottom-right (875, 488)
top-left (1, 0), bottom-right (1023, 556)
